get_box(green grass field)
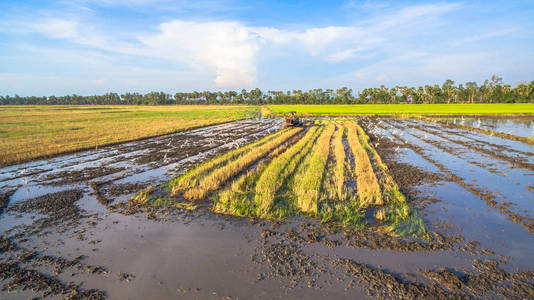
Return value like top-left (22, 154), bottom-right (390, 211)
top-left (264, 104), bottom-right (534, 116)
top-left (0, 105), bottom-right (258, 167)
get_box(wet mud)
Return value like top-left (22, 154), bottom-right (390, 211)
top-left (0, 189), bottom-right (16, 215)
top-left (1, 117), bottom-right (534, 299)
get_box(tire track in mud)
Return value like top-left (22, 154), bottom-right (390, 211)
top-left (390, 120), bottom-right (534, 198)
top-left (426, 118), bottom-right (534, 146)
top-left (413, 119), bottom-right (534, 158)
top-left (385, 120), bottom-right (523, 181)
top-left (0, 234), bottom-right (125, 299)
top-left (386, 119), bottom-right (534, 199)
top-left (398, 119), bottom-right (534, 173)
top-left (376, 120), bottom-right (534, 235)
top-left (1, 119), bottom-right (281, 187)
top-left (2, 120), bottom-right (282, 189)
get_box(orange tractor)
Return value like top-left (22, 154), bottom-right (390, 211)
top-left (284, 111), bottom-right (301, 127)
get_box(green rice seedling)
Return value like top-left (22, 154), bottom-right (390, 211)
top-left (351, 121), bottom-right (428, 238)
top-left (344, 121), bottom-right (382, 206)
top-left (319, 201), bottom-right (365, 228)
top-left (130, 187), bottom-right (198, 209)
top-left (313, 125), bottom-right (365, 228)
top-left (170, 127), bottom-right (293, 194)
top-left (183, 127), bottom-right (302, 200)
top-left (377, 203), bottom-right (428, 239)
top-left (213, 125), bottom-right (311, 217)
top-left (254, 124), bottom-right (324, 216)
top-left (293, 122), bottom-right (335, 214)
top-left (213, 161), bottom-right (269, 216)
top-left (213, 129), bottom-right (308, 216)
top-left (130, 186), bottom-right (154, 205)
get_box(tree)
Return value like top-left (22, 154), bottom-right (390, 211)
top-left (442, 79), bottom-right (455, 104)
top-left (465, 82), bottom-right (478, 104)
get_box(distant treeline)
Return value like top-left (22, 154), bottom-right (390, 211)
top-left (2, 76), bottom-right (533, 105)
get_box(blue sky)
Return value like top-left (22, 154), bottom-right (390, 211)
top-left (1, 0), bottom-right (533, 96)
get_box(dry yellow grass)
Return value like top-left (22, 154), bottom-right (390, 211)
top-left (344, 121), bottom-right (382, 206)
top-left (0, 105), bottom-right (258, 166)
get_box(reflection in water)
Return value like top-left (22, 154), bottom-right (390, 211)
top-left (447, 117), bottom-right (534, 138)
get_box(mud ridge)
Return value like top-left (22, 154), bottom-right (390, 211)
top-left (381, 124), bottom-right (534, 235)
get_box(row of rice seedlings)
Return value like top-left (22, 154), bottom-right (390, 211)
top-left (212, 130), bottom-right (306, 216)
top-left (352, 121), bottom-right (428, 238)
top-left (254, 124), bottom-right (325, 217)
top-left (343, 121), bottom-right (382, 207)
top-left (317, 125), bottom-right (343, 203)
top-left (332, 123), bottom-right (347, 201)
top-left (351, 121), bottom-right (406, 204)
top-left (293, 122), bottom-right (336, 214)
top-left (170, 127), bottom-right (293, 193)
top-left (317, 123), bottom-right (365, 227)
top-left (213, 161), bottom-right (269, 216)
top-left (173, 127), bottom-right (303, 200)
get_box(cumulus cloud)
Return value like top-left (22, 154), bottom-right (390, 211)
top-left (3, 1), bottom-right (487, 90)
top-left (140, 20), bottom-right (260, 87)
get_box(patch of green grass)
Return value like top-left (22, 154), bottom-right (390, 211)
top-left (265, 104), bottom-right (534, 116)
top-left (319, 201), bottom-right (365, 228)
top-left (377, 203), bottom-right (428, 240)
top-left (130, 187), bottom-right (198, 210)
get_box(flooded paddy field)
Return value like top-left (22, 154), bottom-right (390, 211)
top-left (439, 116), bottom-right (534, 138)
top-left (1, 116), bottom-right (534, 299)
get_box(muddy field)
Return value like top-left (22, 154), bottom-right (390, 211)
top-left (1, 117), bottom-right (534, 299)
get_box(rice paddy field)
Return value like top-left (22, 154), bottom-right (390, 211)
top-left (1, 107), bottom-right (534, 299)
top-left (265, 103), bottom-right (534, 116)
top-left (0, 105), bottom-right (259, 167)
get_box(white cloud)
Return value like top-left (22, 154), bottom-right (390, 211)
top-left (10, 1), bottom-right (516, 92)
top-left (449, 28), bottom-right (519, 46)
top-left (367, 2), bottom-right (463, 31)
top-left (140, 20), bottom-right (260, 87)
top-left (31, 18), bottom-right (79, 39)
